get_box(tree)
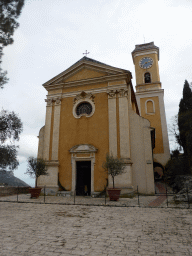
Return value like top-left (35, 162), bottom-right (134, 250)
top-left (102, 154), bottom-right (126, 188)
top-left (164, 152), bottom-right (189, 190)
top-left (25, 157), bottom-right (48, 187)
top-left (165, 81), bottom-right (192, 189)
top-left (177, 80), bottom-right (192, 151)
top-left (0, 0), bottom-right (25, 88)
top-left (177, 80), bottom-right (192, 171)
top-left (0, 1), bottom-right (25, 171)
top-left (0, 109), bottom-right (22, 142)
top-left (0, 110), bottom-right (22, 171)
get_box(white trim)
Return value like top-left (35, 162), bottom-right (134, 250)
top-left (136, 89), bottom-right (164, 113)
top-left (44, 73), bottom-right (131, 91)
top-left (51, 100), bottom-right (61, 160)
top-left (43, 104), bottom-right (52, 160)
top-left (157, 93), bottom-right (170, 165)
top-left (136, 89), bottom-right (170, 166)
top-left (108, 93), bottom-right (117, 157)
top-left (70, 144), bottom-right (97, 195)
top-left (43, 60), bottom-right (129, 87)
top-left (118, 94), bottom-right (130, 158)
top-left (46, 84), bottom-right (128, 100)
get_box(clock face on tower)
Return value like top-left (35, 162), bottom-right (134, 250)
top-left (139, 57), bottom-right (153, 69)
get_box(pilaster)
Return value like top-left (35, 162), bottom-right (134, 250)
top-left (107, 90), bottom-right (117, 156)
top-left (51, 97), bottom-right (62, 160)
top-left (43, 99), bottom-right (53, 160)
top-left (118, 89), bottom-right (130, 159)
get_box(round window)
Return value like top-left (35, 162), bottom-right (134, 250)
top-left (76, 102), bottom-right (92, 116)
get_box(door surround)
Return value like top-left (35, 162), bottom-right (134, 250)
top-left (69, 144), bottom-right (98, 195)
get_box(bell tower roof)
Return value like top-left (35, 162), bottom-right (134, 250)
top-left (132, 42), bottom-right (159, 63)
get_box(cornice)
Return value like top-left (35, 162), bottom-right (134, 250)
top-left (136, 82), bottom-right (161, 87)
top-left (45, 160), bottom-right (59, 167)
top-left (44, 73), bottom-right (131, 91)
top-left (46, 84), bottom-right (128, 99)
top-left (136, 89), bottom-right (164, 97)
top-left (43, 58), bottom-right (130, 87)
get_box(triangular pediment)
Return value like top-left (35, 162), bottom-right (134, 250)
top-left (43, 57), bottom-right (130, 88)
top-left (64, 66), bottom-right (108, 83)
top-left (69, 144), bottom-right (98, 153)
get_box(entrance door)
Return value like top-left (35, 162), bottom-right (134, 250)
top-left (76, 161), bottom-right (91, 196)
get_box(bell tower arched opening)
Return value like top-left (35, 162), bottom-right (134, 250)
top-left (144, 72), bottom-right (151, 83)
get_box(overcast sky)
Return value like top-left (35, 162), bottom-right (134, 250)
top-left (0, 0), bottom-right (191, 187)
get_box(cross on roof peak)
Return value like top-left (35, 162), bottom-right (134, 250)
top-left (83, 50), bottom-right (90, 57)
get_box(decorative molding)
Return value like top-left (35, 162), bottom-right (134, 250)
top-left (118, 89), bottom-right (128, 98)
top-left (55, 97), bottom-right (62, 105)
top-left (69, 144), bottom-right (97, 194)
top-left (44, 73), bottom-right (130, 91)
top-left (69, 144), bottom-right (98, 153)
top-left (107, 89), bottom-right (116, 99)
top-left (73, 91), bottom-right (95, 105)
top-left (43, 57), bottom-right (131, 88)
top-left (136, 89), bottom-right (164, 97)
top-left (45, 98), bottom-right (53, 106)
top-left (46, 84), bottom-right (128, 100)
top-left (73, 97), bottom-right (95, 119)
top-left (45, 97), bottom-right (62, 106)
top-left (122, 158), bottom-right (133, 165)
top-left (107, 88), bottom-right (128, 98)
top-left (45, 160), bottom-right (59, 167)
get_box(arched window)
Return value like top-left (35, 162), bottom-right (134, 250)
top-left (145, 100), bottom-right (155, 114)
top-left (76, 102), bottom-right (92, 116)
top-left (144, 72), bottom-right (151, 83)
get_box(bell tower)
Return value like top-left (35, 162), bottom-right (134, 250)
top-left (132, 42), bottom-right (170, 169)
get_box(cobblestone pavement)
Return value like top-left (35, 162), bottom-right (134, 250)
top-left (0, 202), bottom-right (192, 256)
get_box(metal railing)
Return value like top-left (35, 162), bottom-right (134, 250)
top-left (0, 185), bottom-right (191, 209)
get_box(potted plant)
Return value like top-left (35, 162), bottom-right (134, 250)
top-left (25, 157), bottom-right (48, 198)
top-left (102, 154), bottom-right (126, 201)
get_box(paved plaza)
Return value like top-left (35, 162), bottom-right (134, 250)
top-left (0, 202), bottom-right (192, 256)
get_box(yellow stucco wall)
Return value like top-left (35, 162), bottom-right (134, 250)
top-left (134, 53), bottom-right (160, 85)
top-left (58, 92), bottom-right (109, 191)
top-left (140, 96), bottom-right (164, 154)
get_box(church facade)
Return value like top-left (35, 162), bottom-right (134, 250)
top-left (37, 42), bottom-right (170, 195)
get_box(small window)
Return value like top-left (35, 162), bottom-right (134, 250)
top-left (144, 72), bottom-right (151, 83)
top-left (76, 102), bottom-right (92, 116)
